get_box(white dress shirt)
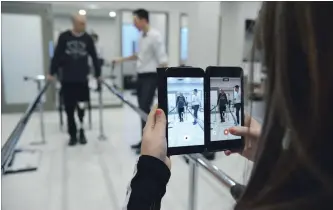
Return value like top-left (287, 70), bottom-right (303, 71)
top-left (192, 94), bottom-right (201, 106)
top-left (234, 91), bottom-right (241, 104)
top-left (136, 28), bottom-right (168, 74)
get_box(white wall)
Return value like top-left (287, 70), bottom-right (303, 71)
top-left (219, 2), bottom-right (263, 82)
top-left (187, 2), bottom-right (221, 68)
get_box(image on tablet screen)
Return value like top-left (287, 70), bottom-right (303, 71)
top-left (210, 77), bottom-right (242, 141)
top-left (167, 77), bottom-right (204, 147)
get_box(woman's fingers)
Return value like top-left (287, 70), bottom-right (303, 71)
top-left (154, 109), bottom-right (167, 136)
top-left (143, 104), bottom-right (158, 132)
top-left (229, 126), bottom-right (260, 139)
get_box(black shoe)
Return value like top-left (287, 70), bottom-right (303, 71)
top-left (131, 142), bottom-right (141, 149)
top-left (68, 137), bottom-right (77, 146)
top-left (79, 129), bottom-right (87, 145)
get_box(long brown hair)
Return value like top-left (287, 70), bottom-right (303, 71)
top-left (236, 2), bottom-right (333, 210)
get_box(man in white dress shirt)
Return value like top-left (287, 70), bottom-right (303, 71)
top-left (191, 89), bottom-right (201, 125)
top-left (112, 9), bottom-right (168, 153)
top-left (234, 85), bottom-right (242, 125)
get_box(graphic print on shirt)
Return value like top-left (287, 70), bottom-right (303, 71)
top-left (65, 40), bottom-right (88, 59)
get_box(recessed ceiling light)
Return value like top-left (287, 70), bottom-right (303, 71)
top-left (109, 11), bottom-right (117, 18)
top-left (79, 10), bottom-right (86, 16)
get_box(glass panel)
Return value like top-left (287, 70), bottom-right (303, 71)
top-left (2, 13), bottom-right (44, 104)
top-left (180, 14), bottom-right (189, 65)
top-left (122, 23), bottom-right (140, 57)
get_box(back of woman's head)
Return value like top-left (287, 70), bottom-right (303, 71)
top-left (236, 2), bottom-right (333, 210)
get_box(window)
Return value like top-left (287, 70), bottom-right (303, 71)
top-left (180, 27), bottom-right (188, 62)
top-left (122, 23), bottom-right (140, 57)
top-left (180, 14), bottom-right (188, 65)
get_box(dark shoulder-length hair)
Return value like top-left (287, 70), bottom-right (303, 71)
top-left (236, 2), bottom-right (333, 210)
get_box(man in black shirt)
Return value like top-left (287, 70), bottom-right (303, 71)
top-left (217, 89), bottom-right (228, 122)
top-left (48, 14), bottom-right (101, 146)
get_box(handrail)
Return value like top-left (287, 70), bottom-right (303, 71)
top-left (1, 82), bottom-right (50, 173)
top-left (101, 80), bottom-right (245, 201)
top-left (210, 104), bottom-right (218, 111)
top-left (168, 106), bottom-right (177, 114)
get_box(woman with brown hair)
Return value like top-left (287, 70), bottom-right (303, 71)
top-left (123, 2), bottom-right (333, 210)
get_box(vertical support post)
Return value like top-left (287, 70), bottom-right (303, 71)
top-left (98, 82), bottom-right (107, 140)
top-left (215, 107), bottom-right (217, 122)
top-left (31, 80), bottom-right (46, 145)
top-left (188, 161), bottom-right (198, 210)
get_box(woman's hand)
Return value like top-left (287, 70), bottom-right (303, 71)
top-left (141, 105), bottom-right (171, 170)
top-left (225, 114), bottom-right (261, 162)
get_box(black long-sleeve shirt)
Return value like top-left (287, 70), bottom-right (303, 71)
top-left (217, 93), bottom-right (228, 106)
top-left (176, 95), bottom-right (186, 108)
top-left (124, 155), bottom-right (171, 210)
top-left (50, 30), bottom-right (101, 82)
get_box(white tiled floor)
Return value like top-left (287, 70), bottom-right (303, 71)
top-left (1, 92), bottom-right (261, 210)
top-left (168, 113), bottom-right (205, 147)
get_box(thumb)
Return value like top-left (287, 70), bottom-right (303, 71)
top-left (229, 126), bottom-right (260, 139)
top-left (154, 109), bottom-right (166, 135)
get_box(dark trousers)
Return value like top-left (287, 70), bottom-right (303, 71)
top-left (137, 73), bottom-right (158, 135)
top-left (235, 103), bottom-right (241, 124)
top-left (193, 105), bottom-right (199, 120)
top-left (219, 105), bottom-right (226, 122)
top-left (178, 107), bottom-right (184, 121)
top-left (61, 82), bottom-right (89, 138)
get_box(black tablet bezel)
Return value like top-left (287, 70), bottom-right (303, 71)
top-left (206, 66), bottom-right (245, 152)
top-left (158, 67), bottom-right (207, 156)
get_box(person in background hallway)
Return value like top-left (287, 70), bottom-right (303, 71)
top-left (217, 89), bottom-right (228, 122)
top-left (48, 14), bottom-right (101, 146)
top-left (234, 85), bottom-right (241, 125)
top-left (191, 89), bottom-right (200, 125)
top-left (176, 92), bottom-right (186, 122)
top-left (112, 9), bottom-right (168, 154)
top-left (124, 3), bottom-right (333, 210)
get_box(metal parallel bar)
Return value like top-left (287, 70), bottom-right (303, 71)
top-left (102, 81), bottom-right (148, 121)
top-left (1, 82), bottom-right (50, 172)
top-left (186, 153), bottom-right (236, 187)
top-left (101, 80), bottom-right (245, 200)
top-left (29, 80), bottom-right (46, 145)
top-left (188, 162), bottom-right (198, 210)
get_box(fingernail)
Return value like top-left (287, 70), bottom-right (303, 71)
top-left (225, 151), bottom-right (231, 156)
top-left (156, 109), bottom-right (162, 115)
top-left (229, 127), bottom-right (235, 133)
